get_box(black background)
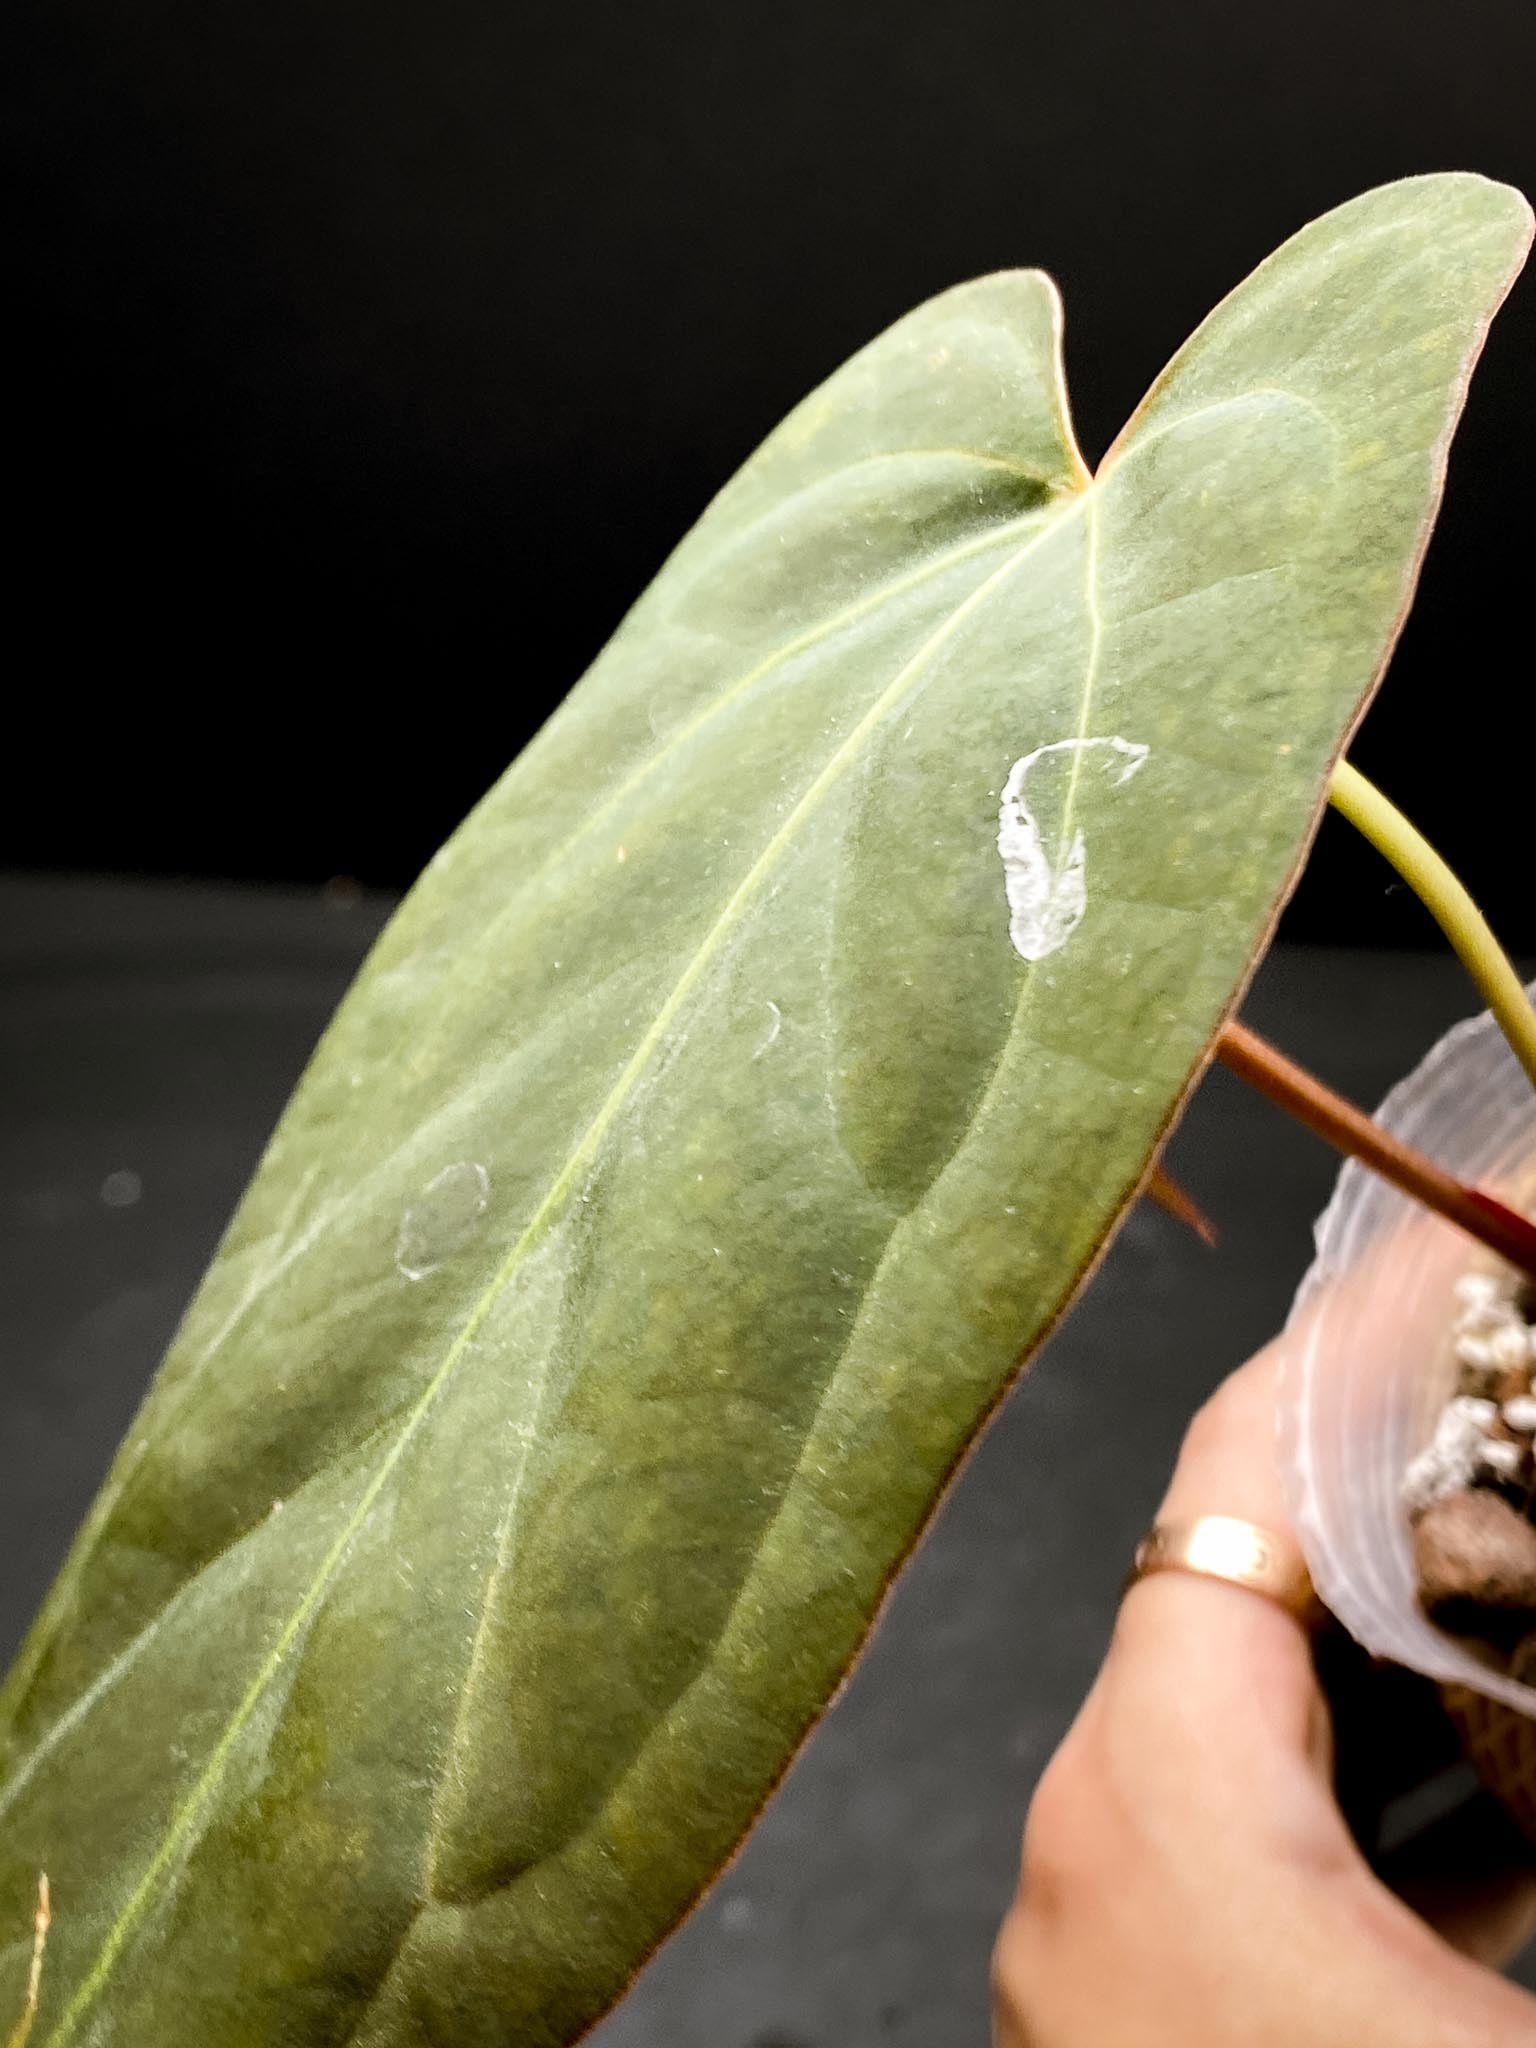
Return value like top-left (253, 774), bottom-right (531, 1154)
top-left (6, 0), bottom-right (1534, 943)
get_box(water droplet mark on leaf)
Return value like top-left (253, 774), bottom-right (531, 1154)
top-left (996, 736), bottom-right (1148, 961)
top-left (752, 1000), bottom-right (783, 1059)
top-left (396, 1161), bottom-right (492, 1280)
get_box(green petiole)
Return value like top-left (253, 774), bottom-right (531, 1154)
top-left (1329, 758), bottom-right (1536, 1092)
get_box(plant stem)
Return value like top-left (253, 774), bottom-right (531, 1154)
top-left (1216, 1018), bottom-right (1536, 1281)
top-left (1329, 758), bottom-right (1536, 1091)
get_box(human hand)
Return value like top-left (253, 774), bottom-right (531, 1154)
top-left (992, 1345), bottom-right (1536, 2046)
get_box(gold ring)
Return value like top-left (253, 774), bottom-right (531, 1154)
top-left (1126, 1515), bottom-right (1318, 1621)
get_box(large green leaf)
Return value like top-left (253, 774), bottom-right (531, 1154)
top-left (2, 174), bottom-right (1528, 2046)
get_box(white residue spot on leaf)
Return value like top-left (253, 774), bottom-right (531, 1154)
top-left (396, 1161), bottom-right (492, 1281)
top-left (996, 736), bottom-right (1149, 962)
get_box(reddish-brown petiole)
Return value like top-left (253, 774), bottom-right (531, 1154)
top-left (1215, 1018), bottom-right (1536, 1283)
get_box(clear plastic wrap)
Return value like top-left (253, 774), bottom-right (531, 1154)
top-left (1276, 997), bottom-right (1536, 1717)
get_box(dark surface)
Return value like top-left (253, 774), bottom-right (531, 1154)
top-left (2, 874), bottom-right (1534, 2041)
top-left (6, 1), bottom-right (1536, 946)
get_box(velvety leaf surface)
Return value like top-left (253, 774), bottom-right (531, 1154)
top-left (1, 174), bottom-right (1528, 2048)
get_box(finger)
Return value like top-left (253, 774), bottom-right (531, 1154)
top-left (1111, 1344), bottom-right (1331, 1780)
top-left (1153, 1344), bottom-right (1293, 1529)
